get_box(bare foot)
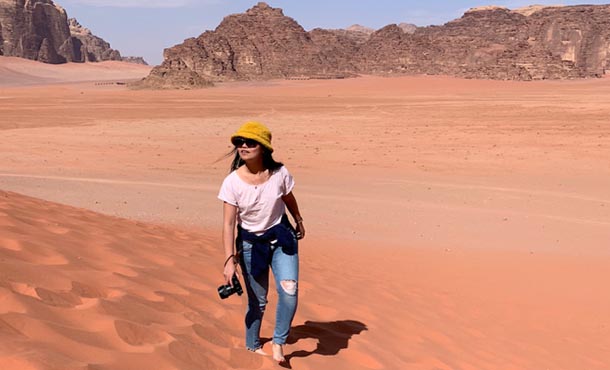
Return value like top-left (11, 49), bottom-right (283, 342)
top-left (271, 343), bottom-right (286, 362)
top-left (253, 348), bottom-right (268, 356)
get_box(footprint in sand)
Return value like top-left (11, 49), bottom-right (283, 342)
top-left (71, 281), bottom-right (108, 299)
top-left (114, 320), bottom-right (169, 346)
top-left (35, 287), bottom-right (83, 308)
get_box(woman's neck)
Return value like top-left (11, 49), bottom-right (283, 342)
top-left (244, 159), bottom-right (266, 174)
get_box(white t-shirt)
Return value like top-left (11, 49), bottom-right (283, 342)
top-left (218, 166), bottom-right (295, 233)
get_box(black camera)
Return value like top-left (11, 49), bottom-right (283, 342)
top-left (218, 275), bottom-right (243, 299)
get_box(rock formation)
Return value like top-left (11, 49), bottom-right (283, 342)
top-left (143, 2), bottom-right (610, 87)
top-left (68, 18), bottom-right (121, 62)
top-left (387, 5), bottom-right (610, 80)
top-left (0, 0), bottom-right (143, 65)
top-left (142, 2), bottom-right (331, 86)
top-left (0, 0), bottom-right (76, 63)
top-left (398, 23), bottom-right (417, 34)
top-left (121, 56), bottom-right (148, 65)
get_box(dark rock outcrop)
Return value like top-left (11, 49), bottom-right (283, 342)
top-left (131, 67), bottom-right (213, 89)
top-left (0, 0), bottom-right (76, 63)
top-left (144, 2), bottom-right (610, 87)
top-left (0, 0), bottom-right (144, 65)
top-left (68, 18), bottom-right (121, 62)
top-left (121, 56), bottom-right (148, 65)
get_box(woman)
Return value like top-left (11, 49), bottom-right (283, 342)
top-left (218, 121), bottom-right (305, 363)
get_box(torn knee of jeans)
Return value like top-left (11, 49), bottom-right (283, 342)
top-left (280, 280), bottom-right (297, 295)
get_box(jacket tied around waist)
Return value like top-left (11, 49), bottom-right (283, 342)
top-left (236, 215), bottom-right (298, 277)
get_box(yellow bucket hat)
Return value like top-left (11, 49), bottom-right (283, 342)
top-left (231, 121), bottom-right (274, 152)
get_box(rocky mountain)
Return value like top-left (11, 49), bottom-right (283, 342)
top-left (395, 5), bottom-right (610, 80)
top-left (68, 18), bottom-right (121, 62)
top-left (0, 0), bottom-right (143, 65)
top-left (121, 56), bottom-right (148, 65)
top-left (142, 2), bottom-right (328, 87)
top-left (140, 2), bottom-right (359, 88)
top-left (142, 2), bottom-right (610, 87)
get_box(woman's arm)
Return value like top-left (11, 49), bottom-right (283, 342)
top-left (222, 202), bottom-right (238, 284)
top-left (282, 191), bottom-right (305, 239)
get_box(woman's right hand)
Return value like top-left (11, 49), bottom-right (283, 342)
top-left (223, 259), bottom-right (237, 286)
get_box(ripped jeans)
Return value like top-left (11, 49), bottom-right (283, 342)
top-left (238, 239), bottom-right (299, 350)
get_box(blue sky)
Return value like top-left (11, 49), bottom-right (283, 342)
top-left (59, 0), bottom-right (610, 65)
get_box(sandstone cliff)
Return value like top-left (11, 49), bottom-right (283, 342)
top-left (0, 0), bottom-right (76, 63)
top-left (68, 18), bottom-right (121, 62)
top-left (143, 2), bottom-right (610, 87)
top-left (141, 2), bottom-right (331, 87)
top-left (387, 5), bottom-right (610, 80)
top-left (0, 0), bottom-right (143, 65)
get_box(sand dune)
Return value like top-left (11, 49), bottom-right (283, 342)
top-left (0, 56), bottom-right (152, 87)
top-left (1, 74), bottom-right (610, 369)
top-left (2, 190), bottom-right (609, 369)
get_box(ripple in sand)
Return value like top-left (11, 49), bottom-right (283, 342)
top-left (228, 348), bottom-right (264, 369)
top-left (168, 339), bottom-right (220, 370)
top-left (192, 323), bottom-right (232, 347)
top-left (347, 349), bottom-right (384, 369)
top-left (0, 316), bottom-right (26, 337)
top-left (0, 357), bottom-right (38, 370)
top-left (114, 320), bottom-right (169, 346)
top-left (0, 238), bottom-right (21, 251)
top-left (44, 224), bottom-right (71, 235)
top-left (10, 241), bottom-right (70, 266)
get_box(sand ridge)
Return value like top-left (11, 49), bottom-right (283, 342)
top-left (2, 191), bottom-right (609, 369)
top-left (0, 56), bottom-right (151, 87)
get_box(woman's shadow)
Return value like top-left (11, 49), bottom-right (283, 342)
top-left (276, 320), bottom-right (367, 367)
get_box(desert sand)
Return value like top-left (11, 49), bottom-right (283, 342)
top-left (1, 59), bottom-right (610, 369)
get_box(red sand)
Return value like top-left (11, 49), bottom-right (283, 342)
top-left (1, 59), bottom-right (610, 369)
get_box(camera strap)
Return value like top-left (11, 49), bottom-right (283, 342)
top-left (224, 252), bottom-right (240, 267)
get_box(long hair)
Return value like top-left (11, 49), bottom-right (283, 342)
top-left (227, 147), bottom-right (284, 173)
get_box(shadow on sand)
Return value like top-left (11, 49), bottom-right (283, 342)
top-left (277, 320), bottom-right (367, 368)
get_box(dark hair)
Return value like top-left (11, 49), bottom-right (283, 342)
top-left (227, 147), bottom-right (284, 173)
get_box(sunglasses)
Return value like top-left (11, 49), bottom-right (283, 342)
top-left (233, 137), bottom-right (260, 148)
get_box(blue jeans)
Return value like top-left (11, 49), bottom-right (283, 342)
top-left (238, 238), bottom-right (299, 350)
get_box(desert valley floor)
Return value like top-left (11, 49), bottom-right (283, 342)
top-left (1, 58), bottom-right (609, 369)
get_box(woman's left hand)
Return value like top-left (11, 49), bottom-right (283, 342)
top-left (296, 222), bottom-right (305, 240)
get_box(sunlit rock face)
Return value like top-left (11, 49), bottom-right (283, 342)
top-left (68, 18), bottom-right (122, 62)
top-left (144, 2), bottom-right (610, 87)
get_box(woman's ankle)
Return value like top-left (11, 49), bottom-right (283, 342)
top-left (271, 342), bottom-right (285, 362)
